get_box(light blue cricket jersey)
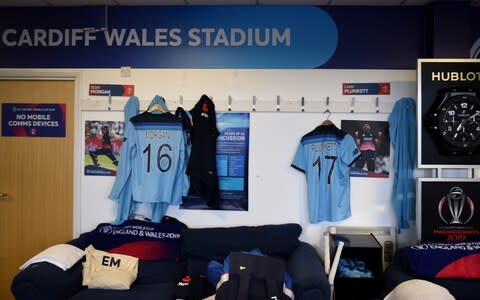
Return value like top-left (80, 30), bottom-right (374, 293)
top-left (388, 97), bottom-right (417, 229)
top-left (292, 124), bottom-right (360, 223)
top-left (126, 111), bottom-right (188, 206)
top-left (109, 96), bottom-right (139, 223)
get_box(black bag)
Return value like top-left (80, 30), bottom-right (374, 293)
top-left (215, 252), bottom-right (291, 300)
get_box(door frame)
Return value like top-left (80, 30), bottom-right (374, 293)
top-left (0, 69), bottom-right (83, 237)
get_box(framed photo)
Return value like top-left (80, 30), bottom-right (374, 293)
top-left (341, 119), bottom-right (390, 178)
top-left (417, 178), bottom-right (480, 242)
top-left (84, 120), bottom-right (124, 176)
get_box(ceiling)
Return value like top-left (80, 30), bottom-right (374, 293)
top-left (0, 0), bottom-right (478, 6)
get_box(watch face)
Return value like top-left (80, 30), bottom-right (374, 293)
top-left (437, 94), bottom-right (480, 150)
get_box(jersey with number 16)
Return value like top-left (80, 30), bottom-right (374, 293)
top-left (127, 111), bottom-right (188, 205)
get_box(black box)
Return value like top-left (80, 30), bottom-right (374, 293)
top-left (332, 233), bottom-right (383, 300)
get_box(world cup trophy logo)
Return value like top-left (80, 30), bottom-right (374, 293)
top-left (438, 186), bottom-right (474, 225)
top-left (99, 225), bottom-right (113, 234)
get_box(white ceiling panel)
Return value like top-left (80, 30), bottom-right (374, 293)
top-left (115, 0), bottom-right (186, 5)
top-left (186, 0), bottom-right (256, 4)
top-left (259, 0), bottom-right (329, 5)
top-left (46, 0), bottom-right (117, 5)
top-left (328, 0), bottom-right (403, 5)
top-left (0, 0), bottom-right (475, 6)
top-left (0, 0), bottom-right (48, 6)
top-left (403, 0), bottom-right (433, 5)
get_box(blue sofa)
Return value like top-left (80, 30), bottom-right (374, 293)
top-left (11, 223), bottom-right (330, 300)
top-left (382, 244), bottom-right (480, 300)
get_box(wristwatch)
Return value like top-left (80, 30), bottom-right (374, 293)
top-left (426, 87), bottom-right (480, 155)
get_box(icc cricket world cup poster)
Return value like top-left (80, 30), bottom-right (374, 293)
top-left (419, 178), bottom-right (480, 242)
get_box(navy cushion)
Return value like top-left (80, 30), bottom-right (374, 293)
top-left (11, 261), bottom-right (84, 300)
top-left (286, 242), bottom-right (330, 300)
top-left (182, 223), bottom-right (302, 275)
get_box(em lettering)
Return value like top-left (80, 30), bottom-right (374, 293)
top-left (102, 255), bottom-right (121, 268)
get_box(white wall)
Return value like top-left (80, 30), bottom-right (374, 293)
top-left (75, 68), bottom-right (419, 255)
top-left (0, 67), bottom-right (420, 255)
top-left (78, 69), bottom-right (414, 113)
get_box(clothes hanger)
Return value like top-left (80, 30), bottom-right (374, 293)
top-left (147, 103), bottom-right (165, 113)
top-left (322, 109), bottom-right (332, 125)
top-left (321, 96), bottom-right (332, 125)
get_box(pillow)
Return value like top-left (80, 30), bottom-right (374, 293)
top-left (182, 223), bottom-right (302, 275)
top-left (384, 279), bottom-right (455, 300)
top-left (82, 245), bottom-right (138, 290)
top-left (84, 219), bottom-right (182, 261)
top-left (19, 244), bottom-right (85, 271)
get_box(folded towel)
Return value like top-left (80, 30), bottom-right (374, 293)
top-left (19, 244), bottom-right (85, 271)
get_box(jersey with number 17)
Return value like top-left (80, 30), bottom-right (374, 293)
top-left (127, 111), bottom-right (188, 205)
top-left (291, 124), bottom-right (360, 223)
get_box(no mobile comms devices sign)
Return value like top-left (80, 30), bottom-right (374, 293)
top-left (2, 103), bottom-right (66, 137)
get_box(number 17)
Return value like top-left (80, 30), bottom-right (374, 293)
top-left (313, 155), bottom-right (337, 184)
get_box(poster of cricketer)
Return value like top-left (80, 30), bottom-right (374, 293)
top-left (341, 119), bottom-right (390, 178)
top-left (84, 120), bottom-right (124, 176)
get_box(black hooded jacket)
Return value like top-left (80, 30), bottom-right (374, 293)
top-left (186, 94), bottom-right (220, 207)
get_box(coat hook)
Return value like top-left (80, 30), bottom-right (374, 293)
top-left (375, 97), bottom-right (380, 113)
top-left (276, 95), bottom-right (280, 112)
top-left (350, 97), bottom-right (355, 113)
top-left (252, 95), bottom-right (256, 112)
top-left (325, 96), bottom-right (330, 113)
top-left (179, 95), bottom-right (183, 108)
top-left (301, 96), bottom-right (305, 112)
top-left (228, 95), bottom-right (232, 112)
top-left (107, 91), bottom-right (112, 111)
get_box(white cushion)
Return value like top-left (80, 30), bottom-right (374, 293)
top-left (20, 243), bottom-right (85, 271)
top-left (384, 279), bottom-right (456, 300)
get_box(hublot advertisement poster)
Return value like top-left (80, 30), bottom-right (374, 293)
top-left (419, 178), bottom-right (480, 243)
top-left (418, 59), bottom-right (480, 167)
